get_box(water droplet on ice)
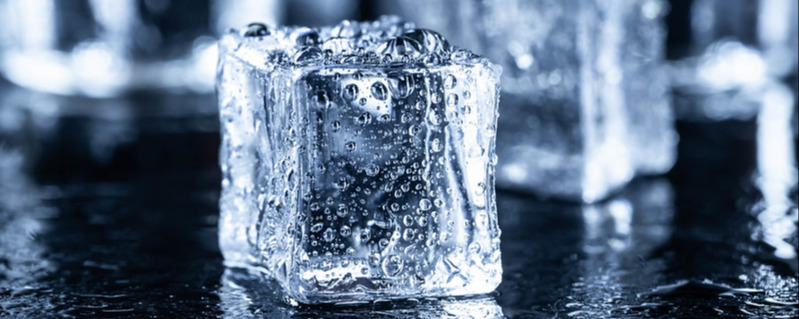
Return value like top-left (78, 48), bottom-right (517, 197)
top-left (388, 74), bottom-right (415, 98)
top-left (402, 29), bottom-right (449, 54)
top-left (382, 254), bottom-right (403, 276)
top-left (243, 22), bottom-right (269, 37)
top-left (340, 225), bottom-right (352, 237)
top-left (292, 28), bottom-right (319, 46)
top-left (323, 228), bottom-right (336, 242)
top-left (336, 204), bottom-right (349, 217)
top-left (444, 74), bottom-right (457, 89)
top-left (446, 93), bottom-right (458, 107)
top-left (431, 138), bottom-right (442, 152)
top-left (365, 163), bottom-right (380, 177)
top-left (357, 112), bottom-right (372, 125)
top-left (371, 82), bottom-right (388, 100)
top-left (342, 84), bottom-right (359, 101)
top-left (293, 46), bottom-right (324, 64)
top-left (419, 198), bottom-right (432, 211)
top-left (377, 36), bottom-right (422, 58)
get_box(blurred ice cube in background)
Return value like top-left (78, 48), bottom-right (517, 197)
top-left (391, 0), bottom-right (677, 202)
top-left (0, 0), bottom-right (283, 97)
top-left (670, 0), bottom-right (799, 121)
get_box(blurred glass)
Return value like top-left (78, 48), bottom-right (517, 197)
top-left (393, 0), bottom-right (676, 202)
top-left (670, 0), bottom-right (799, 120)
top-left (0, 0), bottom-right (282, 97)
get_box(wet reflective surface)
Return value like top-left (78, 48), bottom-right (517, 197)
top-left (0, 78), bottom-right (797, 318)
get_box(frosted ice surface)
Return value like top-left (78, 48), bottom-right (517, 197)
top-left (217, 16), bottom-right (502, 303)
top-left (399, 0), bottom-right (677, 202)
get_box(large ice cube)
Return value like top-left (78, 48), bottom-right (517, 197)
top-left (217, 17), bottom-right (502, 304)
top-left (397, 0), bottom-right (676, 202)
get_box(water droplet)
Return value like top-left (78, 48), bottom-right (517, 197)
top-left (365, 163), bottom-right (380, 177)
top-left (427, 112), bottom-right (441, 125)
top-left (243, 23), bottom-right (269, 37)
top-left (357, 112), bottom-right (372, 125)
top-left (342, 84), bottom-right (359, 101)
top-left (310, 202), bottom-right (320, 211)
top-left (402, 29), bottom-right (449, 54)
top-left (450, 49), bottom-right (479, 62)
top-left (312, 91), bottom-right (329, 108)
top-left (360, 229), bottom-right (371, 241)
top-left (408, 124), bottom-right (422, 135)
top-left (417, 216), bottom-right (428, 227)
top-left (334, 177), bottom-right (349, 190)
top-left (377, 36), bottom-right (422, 58)
top-left (403, 228), bottom-right (415, 241)
top-left (468, 242), bottom-right (481, 254)
top-left (322, 37), bottom-right (354, 53)
top-left (371, 82), bottom-right (388, 100)
top-left (382, 254), bottom-right (403, 276)
top-left (311, 222), bottom-right (324, 233)
top-left (390, 203), bottom-right (401, 212)
top-left (444, 74), bottom-right (457, 89)
top-left (331, 121), bottom-right (341, 132)
top-left (419, 198), bottom-right (432, 211)
top-left (340, 225), bottom-right (352, 237)
top-left (336, 204), bottom-right (349, 217)
top-left (345, 141), bottom-right (357, 152)
top-left (388, 74), bottom-right (415, 98)
top-left (403, 215), bottom-right (414, 227)
top-left (292, 28), bottom-right (319, 46)
top-left (323, 228), bottom-right (336, 242)
top-left (446, 93), bottom-right (458, 107)
top-left (293, 46), bottom-right (324, 64)
top-left (431, 138), bottom-right (442, 152)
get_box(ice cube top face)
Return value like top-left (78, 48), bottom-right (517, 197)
top-left (217, 17), bottom-right (503, 304)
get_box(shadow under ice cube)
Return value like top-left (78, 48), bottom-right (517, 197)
top-left (217, 17), bottom-right (502, 304)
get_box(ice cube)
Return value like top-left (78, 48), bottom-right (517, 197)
top-left (670, 0), bottom-right (798, 120)
top-left (398, 0), bottom-right (676, 202)
top-left (0, 0), bottom-right (283, 96)
top-left (217, 16), bottom-right (502, 304)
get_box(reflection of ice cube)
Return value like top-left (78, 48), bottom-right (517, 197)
top-left (219, 268), bottom-right (505, 319)
top-left (217, 17), bottom-right (502, 304)
top-left (399, 0), bottom-right (676, 202)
